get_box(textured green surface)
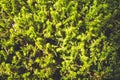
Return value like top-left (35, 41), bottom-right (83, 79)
top-left (0, 0), bottom-right (120, 79)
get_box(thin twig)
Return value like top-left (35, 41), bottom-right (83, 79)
top-left (3, 47), bottom-right (9, 55)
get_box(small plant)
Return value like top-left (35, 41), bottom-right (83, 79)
top-left (0, 0), bottom-right (120, 80)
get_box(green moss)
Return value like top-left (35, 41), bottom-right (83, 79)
top-left (0, 0), bottom-right (120, 79)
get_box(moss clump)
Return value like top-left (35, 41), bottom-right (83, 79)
top-left (0, 0), bottom-right (120, 79)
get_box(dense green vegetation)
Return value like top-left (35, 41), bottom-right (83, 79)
top-left (0, 0), bottom-right (120, 79)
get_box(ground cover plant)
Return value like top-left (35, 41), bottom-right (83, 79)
top-left (0, 0), bottom-right (120, 80)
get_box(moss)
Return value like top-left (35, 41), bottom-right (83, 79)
top-left (0, 0), bottom-right (120, 79)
